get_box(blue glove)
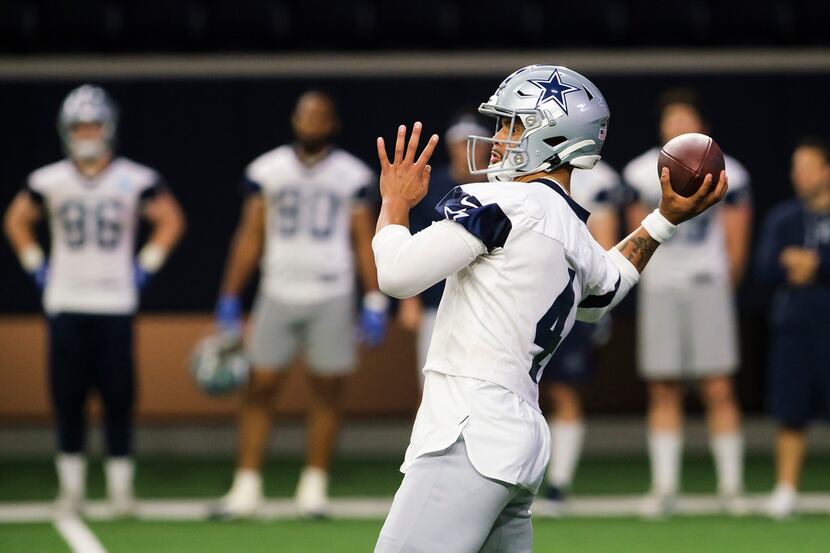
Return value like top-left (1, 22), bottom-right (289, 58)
top-left (31, 263), bottom-right (48, 291)
top-left (134, 260), bottom-right (151, 291)
top-left (360, 308), bottom-right (388, 347)
top-left (360, 292), bottom-right (389, 347)
top-left (216, 294), bottom-right (242, 337)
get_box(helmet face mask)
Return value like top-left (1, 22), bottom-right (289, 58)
top-left (67, 124), bottom-right (109, 161)
top-left (467, 106), bottom-right (554, 182)
top-left (467, 65), bottom-right (610, 183)
top-left (58, 85), bottom-right (118, 162)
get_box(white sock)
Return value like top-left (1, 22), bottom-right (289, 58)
top-left (56, 453), bottom-right (87, 500)
top-left (648, 431), bottom-right (682, 496)
top-left (295, 466), bottom-right (329, 513)
top-left (105, 457), bottom-right (135, 500)
top-left (547, 420), bottom-right (585, 489)
top-left (773, 482), bottom-right (797, 497)
top-left (710, 432), bottom-right (744, 496)
top-left (229, 469), bottom-right (262, 498)
top-left (296, 466), bottom-right (328, 496)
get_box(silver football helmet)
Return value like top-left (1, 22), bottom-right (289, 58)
top-left (190, 334), bottom-right (250, 395)
top-left (57, 84), bottom-right (118, 161)
top-left (468, 65), bottom-right (610, 182)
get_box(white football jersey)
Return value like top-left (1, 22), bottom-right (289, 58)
top-left (623, 147), bottom-right (751, 288)
top-left (423, 178), bottom-right (622, 408)
top-left (27, 157), bottom-right (162, 315)
top-left (245, 145), bottom-right (373, 303)
top-left (571, 160), bottom-right (621, 214)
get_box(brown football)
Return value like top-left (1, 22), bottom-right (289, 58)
top-left (658, 133), bottom-right (725, 197)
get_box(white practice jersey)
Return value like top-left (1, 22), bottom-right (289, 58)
top-left (245, 145), bottom-right (373, 303)
top-left (423, 178), bottom-right (623, 407)
top-left (571, 160), bottom-right (621, 214)
top-left (374, 177), bottom-right (634, 490)
top-left (624, 147), bottom-right (751, 288)
top-left (26, 157), bottom-right (162, 315)
top-left (373, 177), bottom-right (638, 491)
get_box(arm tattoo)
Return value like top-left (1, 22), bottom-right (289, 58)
top-left (617, 230), bottom-right (659, 273)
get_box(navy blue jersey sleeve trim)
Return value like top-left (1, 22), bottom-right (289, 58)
top-left (353, 185), bottom-right (369, 201)
top-left (139, 176), bottom-right (166, 203)
top-left (593, 189), bottom-right (611, 205)
top-left (620, 182), bottom-right (641, 205)
top-left (578, 274), bottom-right (621, 308)
top-left (25, 182), bottom-right (45, 206)
top-left (241, 176), bottom-right (264, 196)
top-left (724, 186), bottom-right (751, 206)
top-left (435, 186), bottom-right (512, 252)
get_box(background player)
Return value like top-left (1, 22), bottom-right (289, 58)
top-left (540, 161), bottom-right (621, 509)
top-left (756, 137), bottom-right (830, 519)
top-left (371, 65), bottom-right (727, 552)
top-left (397, 112), bottom-right (490, 383)
top-left (212, 90), bottom-right (387, 518)
top-left (623, 88), bottom-right (752, 516)
top-left (3, 85), bottom-right (185, 515)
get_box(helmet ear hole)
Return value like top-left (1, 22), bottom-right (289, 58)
top-left (543, 136), bottom-right (567, 149)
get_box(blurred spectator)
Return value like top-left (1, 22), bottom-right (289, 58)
top-left (540, 161), bottom-right (621, 511)
top-left (623, 88), bottom-right (752, 517)
top-left (756, 136), bottom-right (830, 519)
top-left (2, 85), bottom-right (185, 516)
top-left (397, 112), bottom-right (490, 384)
top-left (211, 90), bottom-right (386, 519)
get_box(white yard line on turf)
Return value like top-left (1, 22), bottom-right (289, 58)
top-left (53, 516), bottom-right (108, 553)
top-left (2, 495), bottom-right (830, 523)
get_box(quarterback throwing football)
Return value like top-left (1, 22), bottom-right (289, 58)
top-left (371, 65), bottom-right (727, 552)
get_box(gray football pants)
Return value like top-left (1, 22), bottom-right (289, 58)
top-left (375, 437), bottom-right (534, 553)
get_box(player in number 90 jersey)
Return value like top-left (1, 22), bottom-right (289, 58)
top-left (3, 85), bottom-right (185, 516)
top-left (211, 91), bottom-right (388, 519)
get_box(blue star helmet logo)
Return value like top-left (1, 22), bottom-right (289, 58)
top-left (529, 69), bottom-right (581, 115)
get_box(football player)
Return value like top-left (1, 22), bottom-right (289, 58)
top-left (397, 113), bottom-right (490, 384)
top-left (756, 137), bottom-right (830, 519)
top-left (211, 91), bottom-right (387, 518)
top-left (623, 89), bottom-right (752, 516)
top-left (3, 85), bottom-right (185, 516)
top-left (371, 65), bottom-right (727, 552)
top-left (540, 161), bottom-right (621, 511)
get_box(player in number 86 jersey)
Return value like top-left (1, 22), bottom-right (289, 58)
top-left (3, 85), bottom-right (185, 516)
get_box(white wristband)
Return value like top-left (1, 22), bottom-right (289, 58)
top-left (137, 243), bottom-right (168, 274)
top-left (363, 290), bottom-right (390, 312)
top-left (641, 209), bottom-right (678, 243)
top-left (20, 244), bottom-right (45, 272)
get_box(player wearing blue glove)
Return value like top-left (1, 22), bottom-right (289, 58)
top-left (211, 91), bottom-right (387, 519)
top-left (3, 85), bottom-right (184, 518)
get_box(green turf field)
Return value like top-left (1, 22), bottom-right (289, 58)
top-left (2, 517), bottom-right (830, 553)
top-left (3, 454), bottom-right (830, 500)
top-left (2, 455), bottom-right (829, 552)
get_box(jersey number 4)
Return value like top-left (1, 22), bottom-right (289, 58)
top-left (529, 269), bottom-right (576, 383)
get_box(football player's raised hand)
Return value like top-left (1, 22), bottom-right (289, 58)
top-left (658, 168), bottom-right (728, 225)
top-left (376, 122), bottom-right (439, 208)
